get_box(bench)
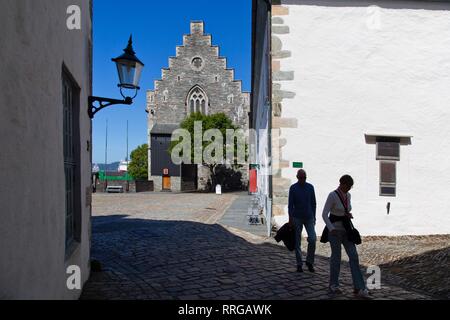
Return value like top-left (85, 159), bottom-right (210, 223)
top-left (247, 214), bottom-right (263, 225)
top-left (106, 186), bottom-right (124, 193)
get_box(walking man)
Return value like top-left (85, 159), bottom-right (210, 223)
top-left (288, 169), bottom-right (317, 272)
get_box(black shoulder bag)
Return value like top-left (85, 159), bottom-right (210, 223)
top-left (334, 191), bottom-right (362, 245)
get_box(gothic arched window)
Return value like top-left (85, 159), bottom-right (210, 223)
top-left (186, 86), bottom-right (208, 114)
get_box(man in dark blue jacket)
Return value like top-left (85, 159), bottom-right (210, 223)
top-left (288, 169), bottom-right (317, 273)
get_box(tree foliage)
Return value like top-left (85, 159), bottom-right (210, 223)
top-left (128, 144), bottom-right (148, 180)
top-left (169, 112), bottom-right (247, 191)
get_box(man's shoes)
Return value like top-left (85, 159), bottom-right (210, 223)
top-left (354, 289), bottom-right (371, 299)
top-left (328, 286), bottom-right (342, 295)
top-left (297, 266), bottom-right (304, 273)
top-left (305, 262), bottom-right (315, 273)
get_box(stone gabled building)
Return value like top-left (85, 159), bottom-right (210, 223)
top-left (147, 21), bottom-right (250, 192)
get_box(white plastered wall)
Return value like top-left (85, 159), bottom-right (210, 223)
top-left (277, 0), bottom-right (450, 235)
top-left (0, 0), bottom-right (92, 299)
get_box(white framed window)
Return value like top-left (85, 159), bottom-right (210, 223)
top-left (366, 134), bottom-right (411, 198)
top-left (376, 137), bottom-right (400, 197)
top-left (380, 161), bottom-right (396, 196)
top-left (187, 85), bottom-right (208, 114)
top-left (377, 140), bottom-right (400, 160)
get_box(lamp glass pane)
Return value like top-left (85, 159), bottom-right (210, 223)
top-left (132, 62), bottom-right (143, 87)
top-left (115, 59), bottom-right (137, 88)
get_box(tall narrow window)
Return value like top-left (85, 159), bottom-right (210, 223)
top-left (380, 161), bottom-right (396, 196)
top-left (62, 67), bottom-right (81, 254)
top-left (376, 137), bottom-right (400, 197)
top-left (186, 86), bottom-right (208, 114)
top-left (201, 100), bottom-right (206, 114)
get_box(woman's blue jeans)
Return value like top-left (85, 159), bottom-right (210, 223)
top-left (329, 230), bottom-right (366, 290)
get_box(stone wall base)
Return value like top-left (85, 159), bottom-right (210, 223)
top-left (150, 175), bottom-right (182, 192)
top-left (96, 181), bottom-right (136, 193)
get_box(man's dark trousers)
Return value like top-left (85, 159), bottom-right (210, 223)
top-left (293, 218), bottom-right (316, 267)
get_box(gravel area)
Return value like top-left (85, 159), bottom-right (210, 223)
top-left (299, 235), bottom-right (450, 299)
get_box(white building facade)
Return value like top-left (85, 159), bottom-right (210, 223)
top-left (0, 0), bottom-right (93, 299)
top-left (253, 0), bottom-right (450, 236)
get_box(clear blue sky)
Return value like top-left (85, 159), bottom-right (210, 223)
top-left (92, 0), bottom-right (252, 164)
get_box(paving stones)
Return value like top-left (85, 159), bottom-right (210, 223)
top-left (81, 192), bottom-right (436, 300)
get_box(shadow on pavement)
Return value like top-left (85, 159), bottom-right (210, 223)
top-left (80, 215), bottom-right (432, 300)
top-left (378, 247), bottom-right (450, 299)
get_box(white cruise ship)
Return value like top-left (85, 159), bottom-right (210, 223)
top-left (118, 160), bottom-right (129, 173)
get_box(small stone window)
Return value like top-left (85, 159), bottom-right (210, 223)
top-left (177, 76), bottom-right (181, 82)
top-left (228, 94), bottom-right (234, 104)
top-left (191, 57), bottom-right (204, 71)
top-left (215, 76), bottom-right (219, 83)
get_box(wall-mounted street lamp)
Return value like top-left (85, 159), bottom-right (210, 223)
top-left (88, 35), bottom-right (144, 119)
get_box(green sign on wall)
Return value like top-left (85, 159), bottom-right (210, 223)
top-left (293, 162), bottom-right (303, 168)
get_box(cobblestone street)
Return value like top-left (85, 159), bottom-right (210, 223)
top-left (81, 192), bottom-right (434, 300)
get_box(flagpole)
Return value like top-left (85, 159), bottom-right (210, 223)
top-left (105, 119), bottom-right (108, 189)
top-left (126, 120), bottom-right (129, 192)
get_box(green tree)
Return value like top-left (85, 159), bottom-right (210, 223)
top-left (128, 144), bottom-right (148, 180)
top-left (169, 112), bottom-right (247, 192)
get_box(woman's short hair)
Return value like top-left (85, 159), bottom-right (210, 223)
top-left (339, 175), bottom-right (354, 186)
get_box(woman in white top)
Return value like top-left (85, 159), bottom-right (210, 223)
top-left (322, 175), bottom-right (370, 298)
